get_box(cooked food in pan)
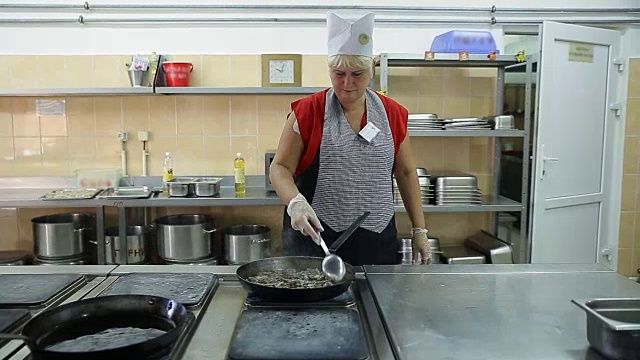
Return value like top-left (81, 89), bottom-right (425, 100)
top-left (247, 268), bottom-right (333, 289)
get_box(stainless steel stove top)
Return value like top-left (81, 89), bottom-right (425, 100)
top-left (0, 266), bottom-right (393, 360)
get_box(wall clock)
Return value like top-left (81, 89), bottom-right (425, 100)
top-left (261, 54), bottom-right (302, 87)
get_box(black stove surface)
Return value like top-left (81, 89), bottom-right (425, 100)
top-left (227, 307), bottom-right (368, 360)
top-left (0, 309), bottom-right (30, 333)
top-left (0, 274), bottom-right (83, 307)
top-left (245, 286), bottom-right (356, 307)
top-left (99, 273), bottom-right (218, 308)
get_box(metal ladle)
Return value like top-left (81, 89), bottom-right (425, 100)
top-left (320, 237), bottom-right (345, 282)
top-left (317, 211), bottom-right (371, 282)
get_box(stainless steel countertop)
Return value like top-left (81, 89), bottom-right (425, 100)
top-left (2, 264), bottom-right (637, 360)
top-left (365, 264), bottom-right (640, 360)
top-left (0, 176), bottom-right (283, 208)
top-left (0, 186), bottom-right (282, 208)
top-left (364, 263), bottom-right (614, 275)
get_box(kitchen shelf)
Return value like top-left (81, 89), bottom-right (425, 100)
top-left (376, 53), bottom-right (520, 68)
top-left (408, 129), bottom-right (525, 137)
top-left (0, 86), bottom-right (327, 97)
top-left (0, 185), bottom-right (521, 213)
top-left (395, 196), bottom-right (522, 213)
top-left (156, 86), bottom-right (327, 95)
top-left (0, 87), bottom-right (154, 97)
top-left (377, 51), bottom-right (533, 264)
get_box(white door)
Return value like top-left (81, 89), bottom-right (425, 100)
top-left (530, 21), bottom-right (621, 264)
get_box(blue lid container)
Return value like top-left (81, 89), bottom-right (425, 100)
top-left (430, 30), bottom-right (499, 54)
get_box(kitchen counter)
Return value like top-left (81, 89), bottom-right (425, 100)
top-left (0, 176), bottom-right (283, 208)
top-left (0, 264), bottom-right (638, 359)
top-left (363, 264), bottom-right (640, 360)
top-left (0, 186), bottom-right (283, 208)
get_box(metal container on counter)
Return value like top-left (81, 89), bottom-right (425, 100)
top-left (397, 238), bottom-right (412, 265)
top-left (104, 225), bottom-right (152, 264)
top-left (572, 298), bottom-right (640, 360)
top-left (193, 177), bottom-right (222, 197)
top-left (223, 225), bottom-right (272, 265)
top-left (31, 213), bottom-right (94, 259)
top-left (154, 214), bottom-right (216, 262)
top-left (166, 178), bottom-right (195, 197)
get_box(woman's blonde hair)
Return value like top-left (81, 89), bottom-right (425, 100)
top-left (328, 55), bottom-right (373, 73)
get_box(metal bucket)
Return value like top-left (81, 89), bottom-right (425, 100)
top-left (31, 213), bottom-right (94, 259)
top-left (128, 69), bottom-right (146, 87)
top-left (104, 226), bottom-right (152, 264)
top-left (223, 225), bottom-right (272, 265)
top-left (154, 214), bottom-right (216, 262)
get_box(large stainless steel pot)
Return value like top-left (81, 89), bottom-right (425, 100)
top-left (31, 213), bottom-right (94, 259)
top-left (104, 226), bottom-right (152, 264)
top-left (223, 225), bottom-right (271, 265)
top-left (154, 214), bottom-right (216, 261)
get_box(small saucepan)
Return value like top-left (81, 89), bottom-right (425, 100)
top-left (236, 212), bottom-right (369, 303)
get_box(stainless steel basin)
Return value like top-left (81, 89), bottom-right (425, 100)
top-left (572, 298), bottom-right (640, 360)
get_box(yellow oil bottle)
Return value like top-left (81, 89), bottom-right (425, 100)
top-left (234, 152), bottom-right (246, 197)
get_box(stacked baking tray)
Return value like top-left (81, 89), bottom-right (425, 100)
top-left (407, 113), bottom-right (441, 130)
top-left (393, 167), bottom-right (434, 205)
top-left (430, 171), bottom-right (482, 205)
top-left (408, 114), bottom-right (493, 131)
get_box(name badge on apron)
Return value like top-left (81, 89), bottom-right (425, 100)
top-left (359, 122), bottom-right (380, 143)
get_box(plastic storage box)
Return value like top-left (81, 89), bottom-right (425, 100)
top-left (75, 168), bottom-right (121, 189)
top-left (430, 30), bottom-right (499, 54)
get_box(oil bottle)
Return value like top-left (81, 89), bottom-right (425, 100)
top-left (234, 152), bottom-right (246, 197)
top-left (162, 152), bottom-right (174, 194)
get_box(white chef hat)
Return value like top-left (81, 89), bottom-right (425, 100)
top-left (327, 12), bottom-right (375, 57)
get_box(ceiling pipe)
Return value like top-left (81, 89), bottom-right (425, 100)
top-left (0, 16), bottom-right (636, 27)
top-left (0, 2), bottom-right (638, 15)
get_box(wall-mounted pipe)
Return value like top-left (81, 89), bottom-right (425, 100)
top-left (0, 3), bottom-right (490, 12)
top-left (0, 16), bottom-right (636, 26)
top-left (0, 2), bottom-right (638, 15)
top-left (0, 17), bottom-right (495, 25)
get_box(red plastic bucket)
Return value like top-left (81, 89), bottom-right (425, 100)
top-left (162, 62), bottom-right (193, 87)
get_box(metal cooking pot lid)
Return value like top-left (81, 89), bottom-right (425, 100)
top-left (0, 250), bottom-right (30, 264)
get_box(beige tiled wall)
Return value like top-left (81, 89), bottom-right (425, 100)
top-left (618, 58), bottom-right (640, 277)
top-left (0, 54), bottom-right (498, 255)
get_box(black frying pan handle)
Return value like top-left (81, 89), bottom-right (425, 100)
top-left (0, 333), bottom-right (36, 350)
top-left (329, 211), bottom-right (370, 254)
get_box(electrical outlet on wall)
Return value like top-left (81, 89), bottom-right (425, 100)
top-left (138, 131), bottom-right (150, 141)
top-left (117, 131), bottom-right (128, 142)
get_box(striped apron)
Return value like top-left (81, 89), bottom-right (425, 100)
top-left (282, 88), bottom-right (398, 265)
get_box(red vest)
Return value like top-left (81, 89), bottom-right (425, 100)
top-left (290, 89), bottom-right (408, 177)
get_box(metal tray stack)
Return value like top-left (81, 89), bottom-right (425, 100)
top-left (407, 113), bottom-right (441, 130)
top-left (40, 188), bottom-right (102, 201)
top-left (430, 171), bottom-right (482, 205)
top-left (96, 186), bottom-right (152, 199)
top-left (408, 114), bottom-right (493, 131)
top-left (393, 167), bottom-right (434, 205)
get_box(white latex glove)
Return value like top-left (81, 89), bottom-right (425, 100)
top-left (287, 193), bottom-right (324, 244)
top-left (412, 228), bottom-right (431, 265)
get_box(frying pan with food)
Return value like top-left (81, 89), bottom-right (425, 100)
top-left (236, 212), bottom-right (370, 303)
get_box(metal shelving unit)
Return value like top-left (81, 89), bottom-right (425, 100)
top-left (0, 87), bottom-right (155, 97)
top-left (375, 52), bottom-right (533, 256)
top-left (156, 86), bottom-right (327, 95)
top-left (409, 129), bottom-right (525, 137)
top-left (395, 196), bottom-right (522, 213)
top-left (0, 86), bottom-right (329, 97)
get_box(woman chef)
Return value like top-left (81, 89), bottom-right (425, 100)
top-left (269, 12), bottom-right (431, 266)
